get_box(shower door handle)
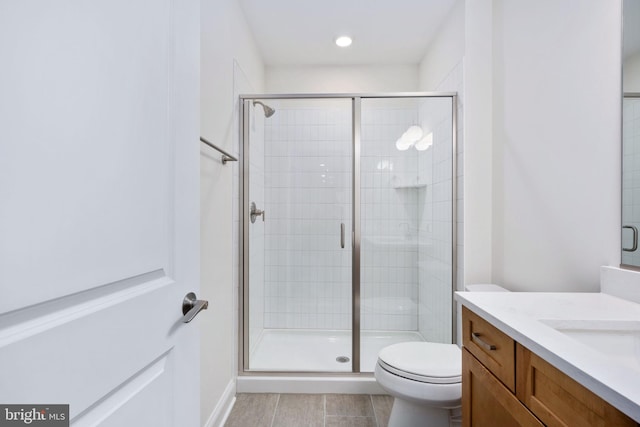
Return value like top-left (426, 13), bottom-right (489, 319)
top-left (623, 225), bottom-right (638, 252)
top-left (340, 223), bottom-right (345, 249)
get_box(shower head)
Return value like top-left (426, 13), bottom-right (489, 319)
top-left (253, 100), bottom-right (275, 118)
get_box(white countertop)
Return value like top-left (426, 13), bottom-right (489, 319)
top-left (455, 291), bottom-right (640, 422)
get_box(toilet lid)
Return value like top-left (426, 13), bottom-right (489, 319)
top-left (377, 342), bottom-right (461, 384)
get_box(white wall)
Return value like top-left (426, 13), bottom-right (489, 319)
top-left (266, 65), bottom-right (419, 93)
top-left (462, 0), bottom-right (494, 289)
top-left (488, 0), bottom-right (621, 291)
top-left (200, 0), bottom-right (264, 424)
top-left (428, 0), bottom-right (623, 293)
top-left (419, 0), bottom-right (465, 91)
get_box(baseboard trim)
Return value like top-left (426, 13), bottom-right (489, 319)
top-left (203, 379), bottom-right (236, 427)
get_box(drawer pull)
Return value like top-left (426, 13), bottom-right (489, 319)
top-left (472, 332), bottom-right (497, 351)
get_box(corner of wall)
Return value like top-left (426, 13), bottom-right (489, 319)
top-left (200, 0), bottom-right (265, 425)
top-left (462, 0), bottom-right (494, 287)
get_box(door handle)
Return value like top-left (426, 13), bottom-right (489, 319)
top-left (182, 292), bottom-right (208, 323)
top-left (341, 223), bottom-right (345, 249)
top-left (623, 225), bottom-right (638, 252)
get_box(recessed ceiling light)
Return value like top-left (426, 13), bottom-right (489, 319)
top-left (335, 36), bottom-right (352, 47)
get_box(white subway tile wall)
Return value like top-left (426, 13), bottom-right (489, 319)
top-left (240, 91), bottom-right (460, 348)
top-left (258, 99), bottom-right (456, 336)
top-left (263, 103), bottom-right (354, 329)
top-left (417, 61), bottom-right (463, 343)
top-left (623, 97), bottom-right (640, 266)
top-left (360, 103), bottom-right (421, 331)
top-left (416, 97), bottom-right (453, 343)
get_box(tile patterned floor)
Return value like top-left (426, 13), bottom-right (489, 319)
top-left (225, 394), bottom-right (394, 427)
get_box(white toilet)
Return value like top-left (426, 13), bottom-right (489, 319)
top-left (374, 284), bottom-right (509, 427)
top-left (374, 342), bottom-right (462, 427)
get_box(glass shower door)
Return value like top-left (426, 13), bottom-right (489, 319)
top-left (245, 98), bottom-right (353, 372)
top-left (359, 97), bottom-right (455, 372)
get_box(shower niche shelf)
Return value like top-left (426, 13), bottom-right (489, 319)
top-left (393, 183), bottom-right (428, 189)
top-left (391, 176), bottom-right (428, 189)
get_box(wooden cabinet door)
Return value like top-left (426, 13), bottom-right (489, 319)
top-left (516, 344), bottom-right (637, 427)
top-left (463, 348), bottom-right (543, 427)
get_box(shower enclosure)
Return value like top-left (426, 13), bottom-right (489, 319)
top-left (240, 93), bottom-right (457, 375)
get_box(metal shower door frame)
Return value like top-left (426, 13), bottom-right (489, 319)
top-left (238, 92), bottom-right (458, 375)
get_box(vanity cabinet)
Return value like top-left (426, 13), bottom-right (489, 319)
top-left (516, 345), bottom-right (636, 427)
top-left (461, 306), bottom-right (637, 427)
top-left (463, 349), bottom-right (544, 426)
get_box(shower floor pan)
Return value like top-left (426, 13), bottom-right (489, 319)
top-left (248, 329), bottom-right (424, 372)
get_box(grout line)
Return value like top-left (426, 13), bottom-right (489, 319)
top-left (370, 394), bottom-right (380, 427)
top-left (269, 394), bottom-right (281, 427)
top-left (323, 394), bottom-right (326, 427)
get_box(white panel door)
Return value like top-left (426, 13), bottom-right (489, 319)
top-left (0, 0), bottom-right (200, 426)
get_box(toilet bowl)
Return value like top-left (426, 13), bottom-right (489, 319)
top-left (374, 342), bottom-right (462, 427)
top-left (374, 284), bottom-right (509, 426)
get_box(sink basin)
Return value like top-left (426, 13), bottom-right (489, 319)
top-left (539, 319), bottom-right (640, 372)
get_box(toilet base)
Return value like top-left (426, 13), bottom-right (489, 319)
top-left (388, 398), bottom-right (460, 427)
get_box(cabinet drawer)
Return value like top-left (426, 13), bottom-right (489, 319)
top-left (462, 348), bottom-right (543, 427)
top-left (462, 306), bottom-right (515, 392)
top-left (516, 344), bottom-right (637, 427)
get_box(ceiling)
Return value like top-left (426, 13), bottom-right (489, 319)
top-left (238, 0), bottom-right (457, 66)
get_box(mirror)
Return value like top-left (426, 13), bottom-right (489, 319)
top-left (622, 0), bottom-right (640, 267)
